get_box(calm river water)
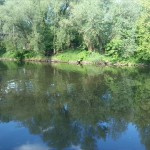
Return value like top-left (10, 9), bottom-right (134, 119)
top-left (0, 61), bottom-right (150, 150)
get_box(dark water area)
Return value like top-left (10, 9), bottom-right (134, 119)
top-left (0, 61), bottom-right (150, 150)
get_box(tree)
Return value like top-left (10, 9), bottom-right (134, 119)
top-left (71, 0), bottom-right (114, 52)
top-left (135, 0), bottom-right (150, 62)
top-left (106, 0), bottom-right (140, 58)
top-left (0, 0), bottom-right (149, 62)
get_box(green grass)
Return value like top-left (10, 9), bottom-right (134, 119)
top-left (0, 49), bottom-right (143, 66)
top-left (1, 50), bottom-right (46, 61)
top-left (52, 50), bottom-right (84, 62)
top-left (2, 51), bottom-right (19, 59)
top-left (51, 49), bottom-right (143, 66)
top-left (52, 49), bottom-right (113, 64)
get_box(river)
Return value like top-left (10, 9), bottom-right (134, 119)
top-left (0, 61), bottom-right (150, 150)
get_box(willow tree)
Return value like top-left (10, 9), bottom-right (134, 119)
top-left (1, 0), bottom-right (32, 51)
top-left (46, 0), bottom-right (78, 53)
top-left (1, 0), bottom-right (51, 53)
top-left (105, 0), bottom-right (141, 58)
top-left (71, 0), bottom-right (114, 52)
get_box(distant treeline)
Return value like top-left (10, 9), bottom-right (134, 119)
top-left (0, 0), bottom-right (150, 62)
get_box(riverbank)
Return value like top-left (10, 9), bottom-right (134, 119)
top-left (0, 50), bottom-right (149, 67)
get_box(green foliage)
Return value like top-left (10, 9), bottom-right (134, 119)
top-left (135, 0), bottom-right (150, 62)
top-left (105, 0), bottom-right (140, 59)
top-left (0, 0), bottom-right (149, 63)
top-left (2, 50), bottom-right (45, 61)
top-left (71, 0), bottom-right (113, 52)
top-left (2, 51), bottom-right (23, 60)
top-left (106, 38), bottom-right (124, 57)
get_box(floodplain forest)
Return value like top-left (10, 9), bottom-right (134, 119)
top-left (0, 0), bottom-right (150, 63)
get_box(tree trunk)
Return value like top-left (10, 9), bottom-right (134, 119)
top-left (97, 35), bottom-right (105, 54)
top-left (87, 41), bottom-right (95, 51)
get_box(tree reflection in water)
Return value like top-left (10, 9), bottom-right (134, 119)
top-left (0, 62), bottom-right (150, 150)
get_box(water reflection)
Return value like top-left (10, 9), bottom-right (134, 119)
top-left (0, 62), bottom-right (150, 150)
top-left (15, 144), bottom-right (48, 150)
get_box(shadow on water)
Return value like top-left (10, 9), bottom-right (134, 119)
top-left (0, 61), bottom-right (150, 150)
